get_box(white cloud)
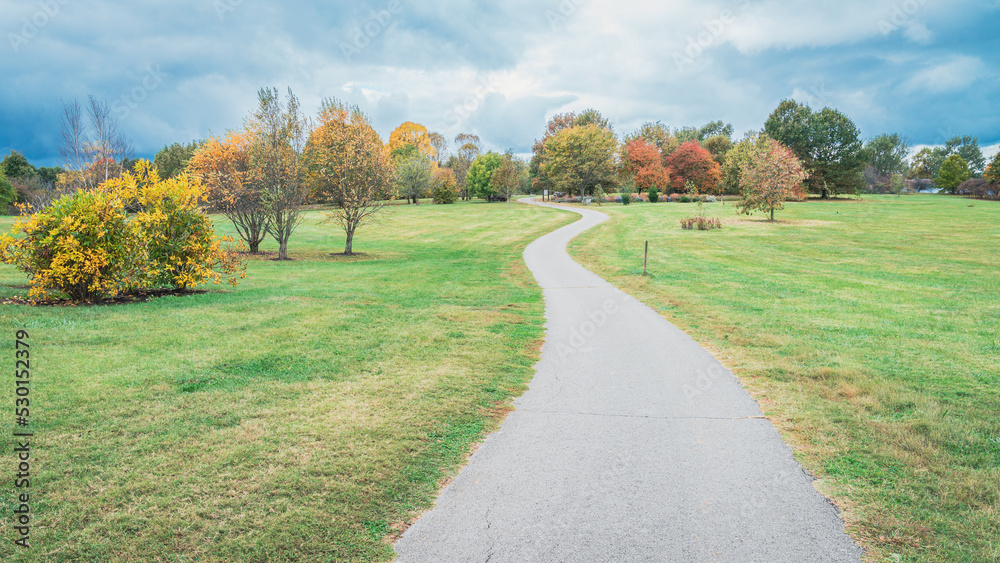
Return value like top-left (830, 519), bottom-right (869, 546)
top-left (905, 56), bottom-right (987, 93)
top-left (903, 22), bottom-right (934, 44)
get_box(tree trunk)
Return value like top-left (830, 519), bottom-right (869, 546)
top-left (249, 241), bottom-right (259, 253)
top-left (770, 208), bottom-right (775, 222)
top-left (278, 239), bottom-right (288, 260)
top-left (344, 229), bottom-right (354, 255)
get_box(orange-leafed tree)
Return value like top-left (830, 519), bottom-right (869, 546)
top-left (388, 122), bottom-right (435, 161)
top-left (621, 139), bottom-right (670, 193)
top-left (737, 137), bottom-right (808, 222)
top-left (188, 130), bottom-right (269, 253)
top-left (305, 98), bottom-right (396, 255)
top-left (665, 140), bottom-right (721, 194)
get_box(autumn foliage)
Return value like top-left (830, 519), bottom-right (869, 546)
top-left (621, 139), bottom-right (669, 192)
top-left (0, 160), bottom-right (245, 301)
top-left (432, 168), bottom-right (459, 204)
top-left (388, 122), bottom-right (436, 161)
top-left (735, 136), bottom-right (808, 221)
top-left (188, 130), bottom-right (268, 253)
top-left (665, 141), bottom-right (722, 194)
top-left (304, 98), bottom-right (396, 255)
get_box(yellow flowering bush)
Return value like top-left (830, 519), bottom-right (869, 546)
top-left (1, 160), bottom-right (245, 301)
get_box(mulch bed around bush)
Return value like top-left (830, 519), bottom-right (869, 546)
top-left (2, 287), bottom-right (208, 307)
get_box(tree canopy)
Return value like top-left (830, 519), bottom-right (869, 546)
top-left (305, 98), bottom-right (395, 255)
top-left (764, 99), bottom-right (864, 197)
top-left (736, 134), bottom-right (808, 221)
top-left (665, 141), bottom-right (721, 194)
top-left (466, 151), bottom-right (503, 199)
top-left (936, 154), bottom-right (971, 193)
top-left (621, 138), bottom-right (669, 192)
top-left (539, 124), bottom-right (618, 197)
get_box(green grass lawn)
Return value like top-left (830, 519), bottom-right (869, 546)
top-left (569, 195), bottom-right (1000, 562)
top-left (0, 201), bottom-right (574, 562)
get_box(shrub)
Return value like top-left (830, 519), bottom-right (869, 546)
top-left (0, 189), bottom-right (141, 301)
top-left (680, 217), bottom-right (723, 231)
top-left (621, 191), bottom-right (632, 205)
top-left (956, 178), bottom-right (994, 199)
top-left (648, 187), bottom-right (660, 203)
top-left (668, 193), bottom-right (680, 202)
top-left (679, 195), bottom-right (692, 203)
top-left (431, 169), bottom-right (459, 204)
top-left (1, 160), bottom-right (245, 301)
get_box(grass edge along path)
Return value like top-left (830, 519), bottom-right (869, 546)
top-left (0, 202), bottom-right (577, 562)
top-left (563, 195), bottom-right (1000, 563)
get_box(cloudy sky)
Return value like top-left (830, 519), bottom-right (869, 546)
top-left (2, 0), bottom-right (998, 166)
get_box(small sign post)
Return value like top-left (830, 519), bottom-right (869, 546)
top-left (643, 241), bottom-right (649, 276)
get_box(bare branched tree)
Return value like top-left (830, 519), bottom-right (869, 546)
top-left (59, 96), bottom-right (134, 189)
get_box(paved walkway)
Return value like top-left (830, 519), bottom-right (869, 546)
top-left (395, 199), bottom-right (862, 562)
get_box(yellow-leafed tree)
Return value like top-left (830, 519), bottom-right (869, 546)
top-left (388, 121), bottom-right (435, 161)
top-left (304, 98), bottom-right (396, 255)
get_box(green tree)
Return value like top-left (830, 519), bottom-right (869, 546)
top-left (908, 148), bottom-right (937, 179)
top-left (390, 142), bottom-right (420, 163)
top-left (395, 154), bottom-right (433, 204)
top-left (489, 151), bottom-right (520, 208)
top-left (466, 152), bottom-right (503, 200)
top-left (698, 120), bottom-right (734, 140)
top-left (861, 134), bottom-right (909, 178)
top-left (0, 172), bottom-right (16, 213)
top-left (935, 154), bottom-right (971, 193)
top-left (154, 141), bottom-right (203, 178)
top-left (1, 151), bottom-right (36, 179)
top-left (37, 166), bottom-right (64, 184)
top-left (703, 135), bottom-right (733, 167)
top-left (451, 133), bottom-right (481, 200)
top-left (540, 124), bottom-right (618, 198)
top-left (764, 99), bottom-right (864, 198)
top-left (890, 173), bottom-right (906, 197)
top-left (936, 136), bottom-right (986, 177)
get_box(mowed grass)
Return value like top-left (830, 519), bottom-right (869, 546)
top-left (0, 201), bottom-right (574, 562)
top-left (569, 195), bottom-right (1000, 562)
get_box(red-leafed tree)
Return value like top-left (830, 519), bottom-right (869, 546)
top-left (622, 139), bottom-right (669, 192)
top-left (665, 141), bottom-right (721, 194)
top-left (737, 136), bottom-right (808, 222)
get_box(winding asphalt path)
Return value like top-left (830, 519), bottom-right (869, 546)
top-left (395, 199), bottom-right (862, 562)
